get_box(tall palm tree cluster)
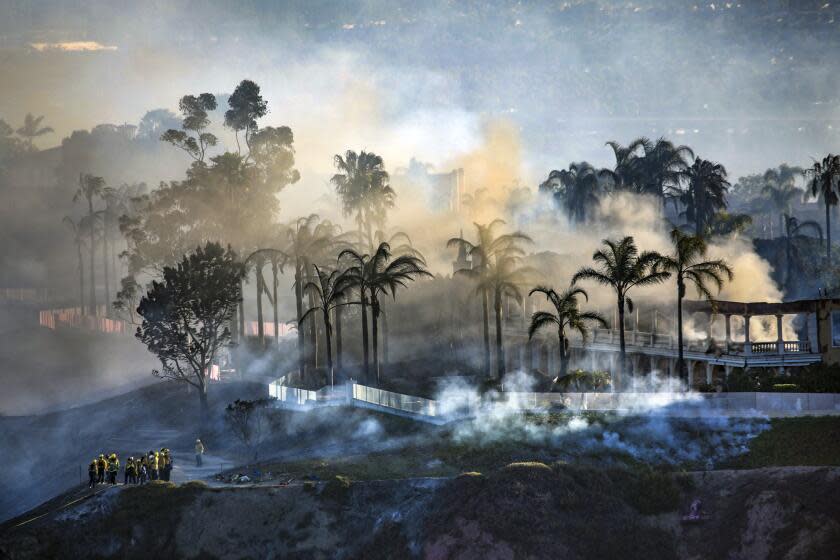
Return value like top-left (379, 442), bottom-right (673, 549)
top-left (540, 136), bottom-right (737, 238)
top-left (525, 232), bottom-right (732, 389)
top-left (66, 175), bottom-right (143, 316)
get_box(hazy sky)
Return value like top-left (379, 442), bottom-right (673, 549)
top-left (2, 0), bottom-right (840, 183)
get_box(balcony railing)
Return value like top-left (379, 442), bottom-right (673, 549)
top-left (574, 328), bottom-right (813, 355)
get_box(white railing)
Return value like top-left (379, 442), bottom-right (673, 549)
top-left (352, 383), bottom-right (439, 417)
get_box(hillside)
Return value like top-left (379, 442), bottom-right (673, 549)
top-left (1, 465), bottom-right (838, 559)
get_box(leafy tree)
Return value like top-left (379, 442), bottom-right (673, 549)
top-left (73, 174), bottom-right (105, 314)
top-left (681, 158), bottom-right (730, 237)
top-left (573, 237), bottom-right (669, 385)
top-left (657, 229), bottom-right (732, 381)
top-left (783, 215), bottom-right (822, 291)
top-left (448, 220), bottom-right (533, 377)
top-left (15, 113), bottom-right (53, 150)
top-left (137, 109), bottom-right (180, 140)
top-left (136, 243), bottom-right (245, 428)
top-left (113, 275), bottom-right (141, 324)
top-left (225, 398), bottom-right (274, 462)
top-left (806, 154), bottom-right (840, 266)
top-left (225, 79), bottom-right (268, 157)
top-left (706, 211), bottom-right (752, 237)
top-left (331, 150), bottom-right (395, 248)
top-left (528, 283), bottom-right (607, 379)
top-left (539, 162), bottom-right (608, 223)
top-left (161, 93), bottom-right (218, 163)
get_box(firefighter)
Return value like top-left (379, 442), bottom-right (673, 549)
top-left (96, 454), bottom-right (107, 484)
top-left (88, 458), bottom-right (98, 488)
top-left (148, 450), bottom-right (159, 480)
top-left (195, 439), bottom-right (205, 467)
top-left (138, 456), bottom-right (148, 484)
top-left (160, 448), bottom-right (172, 481)
top-left (125, 457), bottom-right (136, 485)
top-left (107, 454), bottom-right (120, 484)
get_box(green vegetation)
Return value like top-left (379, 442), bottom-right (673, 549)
top-left (726, 416), bottom-right (840, 468)
top-left (726, 364), bottom-right (840, 393)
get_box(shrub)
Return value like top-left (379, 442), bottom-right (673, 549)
top-left (771, 383), bottom-right (799, 392)
top-left (321, 475), bottom-right (352, 502)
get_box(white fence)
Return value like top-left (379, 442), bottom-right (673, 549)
top-left (267, 376), bottom-right (840, 420)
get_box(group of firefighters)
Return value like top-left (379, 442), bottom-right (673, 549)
top-left (88, 449), bottom-right (173, 488)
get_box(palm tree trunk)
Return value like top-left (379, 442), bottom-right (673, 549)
top-left (256, 264), bottom-right (265, 348)
top-left (336, 305), bottom-right (343, 371)
top-left (238, 290), bottom-right (245, 341)
top-left (103, 217), bottom-right (110, 315)
top-left (371, 295), bottom-right (380, 385)
top-left (382, 310), bottom-right (389, 367)
top-left (558, 332), bottom-right (568, 378)
top-left (618, 297), bottom-right (626, 389)
top-left (307, 283), bottom-right (318, 369)
top-left (676, 283), bottom-right (686, 383)
top-left (323, 309), bottom-right (334, 386)
top-left (494, 287), bottom-right (504, 380)
top-left (361, 295), bottom-right (370, 382)
top-left (77, 243), bottom-right (85, 313)
top-left (826, 201), bottom-right (832, 266)
top-left (294, 266), bottom-right (306, 377)
top-left (785, 234), bottom-right (792, 291)
top-left (481, 289), bottom-right (490, 377)
top-left (272, 260), bottom-right (279, 345)
top-left (88, 199), bottom-right (96, 316)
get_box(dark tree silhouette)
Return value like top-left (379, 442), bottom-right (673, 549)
top-left (573, 237), bottom-right (669, 386)
top-left (528, 283), bottom-right (607, 379)
top-left (136, 243), bottom-right (245, 429)
top-left (806, 154), bottom-right (840, 266)
top-left (657, 229), bottom-right (732, 382)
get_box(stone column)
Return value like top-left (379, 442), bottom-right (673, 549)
top-left (707, 313), bottom-right (714, 344)
top-left (705, 362), bottom-right (712, 385)
top-left (744, 315), bottom-right (752, 354)
top-left (776, 314), bottom-right (785, 354)
top-left (724, 314), bottom-right (732, 349)
top-left (686, 360), bottom-right (695, 389)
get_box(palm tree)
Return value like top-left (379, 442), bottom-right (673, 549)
top-left (447, 221), bottom-right (533, 377)
top-left (284, 215), bottom-right (342, 376)
top-left (681, 158), bottom-right (730, 237)
top-left (302, 265), bottom-right (352, 386)
top-left (73, 174), bottom-right (105, 315)
top-left (331, 150), bottom-right (395, 249)
top-left (63, 216), bottom-right (87, 312)
top-left (16, 113), bottom-right (53, 150)
top-left (605, 137), bottom-right (694, 204)
top-left (369, 229), bottom-right (423, 365)
top-left (657, 229), bottom-right (732, 382)
top-left (528, 283), bottom-right (607, 379)
top-left (476, 252), bottom-right (535, 380)
top-left (538, 162), bottom-right (608, 224)
top-left (762, 184), bottom-right (800, 239)
top-left (367, 243), bottom-right (431, 381)
top-left (573, 237), bottom-right (669, 386)
top-left (806, 155), bottom-right (840, 266)
top-left (339, 242), bottom-right (430, 383)
top-left (246, 248), bottom-right (288, 348)
top-left (783, 215), bottom-right (822, 291)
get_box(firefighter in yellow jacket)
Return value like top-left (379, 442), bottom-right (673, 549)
top-left (96, 454), bottom-right (107, 484)
top-left (148, 450), bottom-right (159, 480)
top-left (107, 453), bottom-right (120, 484)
